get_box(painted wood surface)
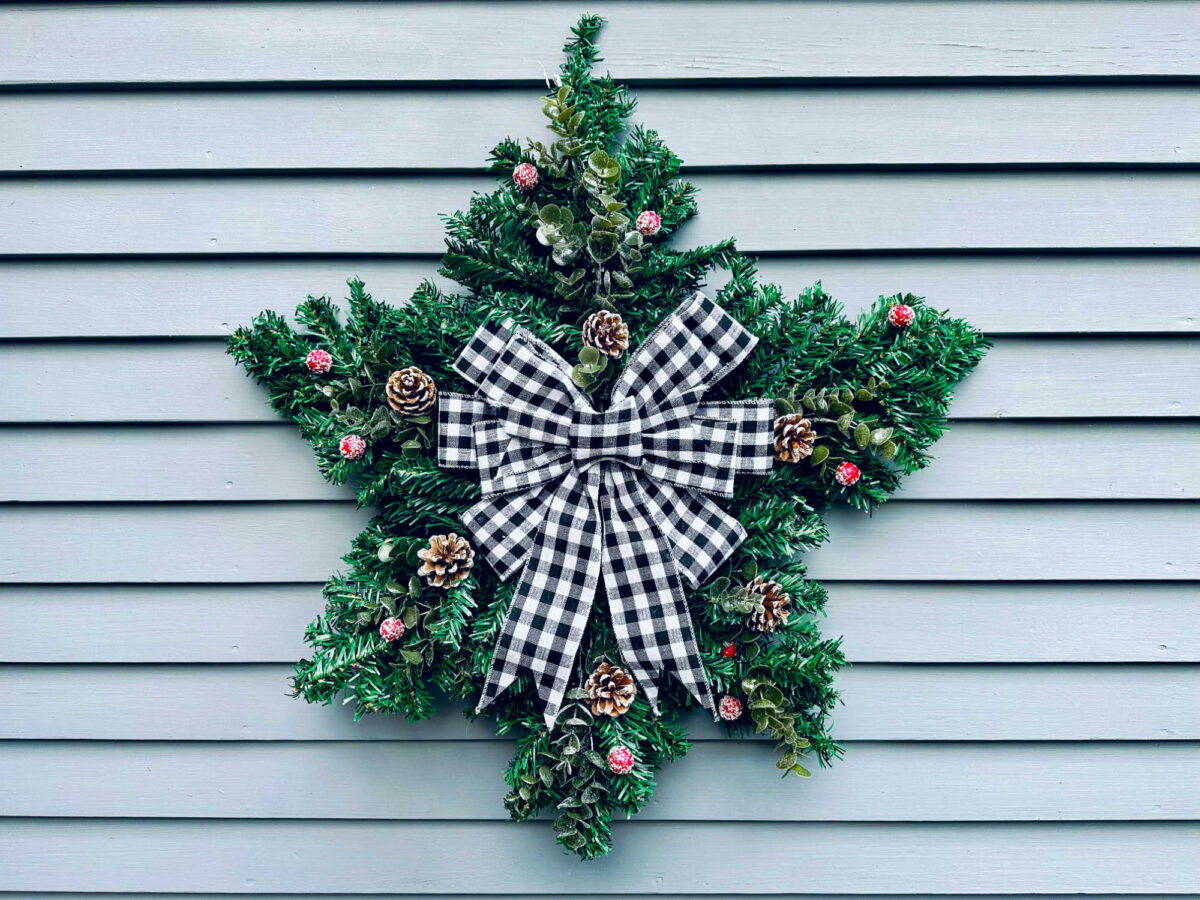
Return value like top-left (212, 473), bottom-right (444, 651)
top-left (2, 740), bottom-right (1195, 821)
top-left (4, 583), bottom-right (1197, 664)
top-left (5, 256), bottom-right (1199, 338)
top-left (5, 422), bottom-right (1198, 501)
top-left (3, 2), bottom-right (1199, 84)
top-left (4, 173), bottom-right (1200, 254)
top-left (4, 663), bottom-right (1197, 741)
top-left (1, 2), bottom-right (1197, 897)
top-left (2, 501), bottom-right (1197, 583)
top-left (6, 338), bottom-right (1197, 423)
top-left (7, 87), bottom-right (1200, 172)
top-left (3, 819), bottom-right (1198, 893)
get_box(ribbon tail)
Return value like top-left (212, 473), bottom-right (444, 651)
top-left (599, 468), bottom-right (717, 720)
top-left (475, 470), bottom-right (603, 729)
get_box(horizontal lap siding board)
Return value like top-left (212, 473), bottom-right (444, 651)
top-left (5, 583), bottom-right (1200, 663)
top-left (2, 501), bottom-right (1197, 582)
top-left (5, 338), bottom-right (1198, 422)
top-left (4, 664), bottom-right (1198, 741)
top-left (4, 256), bottom-right (1200, 338)
top-left (2, 741), bottom-right (1197, 820)
top-left (6, 87), bottom-right (1200, 171)
top-left (4, 173), bottom-right (1200, 253)
top-left (7, 422), bottom-right (1199, 501)
top-left (3, 1), bottom-right (1200, 83)
top-left (2, 2), bottom-right (1197, 898)
top-left (4, 820), bottom-right (1199, 893)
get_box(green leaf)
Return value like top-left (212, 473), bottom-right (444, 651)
top-left (562, 832), bottom-right (587, 851)
top-left (708, 576), bottom-right (730, 595)
top-left (791, 764), bottom-right (812, 777)
top-left (854, 422), bottom-right (871, 450)
top-left (829, 400), bottom-right (853, 416)
top-left (742, 559), bottom-right (758, 580)
top-left (775, 397), bottom-right (796, 416)
top-left (811, 445), bottom-right (830, 465)
top-left (377, 541), bottom-right (395, 563)
top-left (565, 687), bottom-right (589, 700)
top-left (855, 388), bottom-right (874, 401)
top-left (580, 786), bottom-right (602, 804)
top-left (553, 816), bottom-right (577, 836)
top-left (586, 232), bottom-right (618, 263)
top-left (385, 581), bottom-right (405, 595)
top-left (880, 440), bottom-right (898, 460)
top-left (579, 346), bottom-right (601, 366)
top-left (801, 388), bottom-right (817, 410)
top-left (406, 543), bottom-right (423, 567)
top-left (401, 439), bottom-right (422, 458)
top-left (870, 426), bottom-right (894, 446)
top-left (401, 605), bottom-right (419, 629)
top-left (400, 648), bottom-right (423, 665)
top-left (409, 575), bottom-right (423, 595)
top-left (570, 366), bottom-right (596, 388)
top-left (836, 412), bottom-right (854, 436)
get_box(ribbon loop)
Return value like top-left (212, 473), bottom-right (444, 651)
top-left (440, 293), bottom-right (775, 727)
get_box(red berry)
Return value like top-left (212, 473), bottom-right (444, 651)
top-left (720, 643), bottom-right (737, 659)
top-left (379, 617), bottom-right (406, 642)
top-left (512, 162), bottom-right (539, 190)
top-left (305, 348), bottom-right (333, 374)
top-left (835, 461), bottom-right (860, 486)
top-left (339, 434), bottom-right (367, 460)
top-left (635, 210), bottom-right (662, 236)
top-left (888, 304), bottom-right (915, 328)
top-left (718, 695), bottom-right (743, 721)
top-left (607, 745), bottom-right (635, 775)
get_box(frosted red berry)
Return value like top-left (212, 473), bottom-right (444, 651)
top-left (512, 162), bottom-right (540, 190)
top-left (379, 617), bottom-right (406, 642)
top-left (339, 434), bottom-right (367, 460)
top-left (635, 210), bottom-right (662, 236)
top-left (835, 461), bottom-right (861, 486)
top-left (720, 643), bottom-right (737, 658)
top-left (888, 304), bottom-right (915, 328)
top-left (718, 695), bottom-right (743, 721)
top-left (607, 745), bottom-right (635, 775)
top-left (305, 348), bottom-right (333, 374)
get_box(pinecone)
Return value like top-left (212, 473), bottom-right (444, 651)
top-left (416, 533), bottom-right (475, 589)
top-left (774, 414), bottom-right (818, 463)
top-left (745, 576), bottom-right (792, 633)
top-left (581, 310), bottom-right (629, 359)
top-left (584, 661), bottom-right (637, 717)
top-left (385, 366), bottom-right (437, 416)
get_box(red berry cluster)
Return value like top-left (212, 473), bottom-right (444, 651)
top-left (606, 745), bottom-right (635, 774)
top-left (512, 162), bottom-right (539, 190)
top-left (339, 434), bottom-right (367, 460)
top-left (888, 304), bottom-right (915, 328)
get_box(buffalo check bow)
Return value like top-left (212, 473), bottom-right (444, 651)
top-left (437, 292), bottom-right (774, 728)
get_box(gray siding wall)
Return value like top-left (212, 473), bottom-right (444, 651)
top-left (1, 2), bottom-right (1198, 895)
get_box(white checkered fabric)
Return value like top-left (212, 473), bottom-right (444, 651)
top-left (439, 292), bottom-right (774, 727)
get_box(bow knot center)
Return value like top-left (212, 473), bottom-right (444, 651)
top-left (569, 398), bottom-right (643, 469)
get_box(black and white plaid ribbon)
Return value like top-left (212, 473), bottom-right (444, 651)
top-left (438, 292), bottom-right (774, 727)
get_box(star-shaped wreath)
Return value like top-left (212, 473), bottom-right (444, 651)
top-left (229, 16), bottom-right (988, 859)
